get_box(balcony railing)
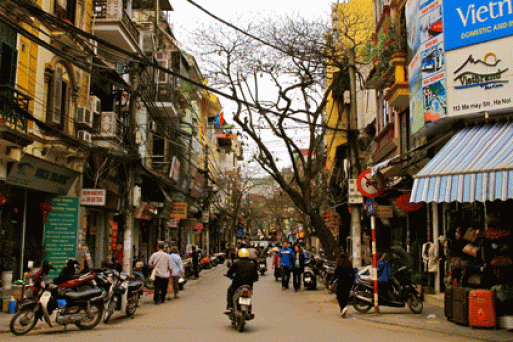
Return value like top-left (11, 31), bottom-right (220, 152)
top-left (93, 0), bottom-right (141, 44)
top-left (0, 85), bottom-right (30, 131)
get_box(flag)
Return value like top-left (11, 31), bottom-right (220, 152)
top-left (212, 111), bottom-right (223, 126)
top-left (219, 112), bottom-right (226, 125)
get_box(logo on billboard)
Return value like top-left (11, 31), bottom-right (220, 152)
top-left (453, 53), bottom-right (509, 90)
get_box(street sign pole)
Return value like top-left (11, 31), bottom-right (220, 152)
top-left (366, 197), bottom-right (379, 313)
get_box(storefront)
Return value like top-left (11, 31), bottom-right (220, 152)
top-left (411, 121), bottom-right (513, 325)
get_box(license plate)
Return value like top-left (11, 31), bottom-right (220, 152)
top-left (260, 264), bottom-right (265, 268)
top-left (304, 276), bottom-right (311, 281)
top-left (238, 297), bottom-right (251, 305)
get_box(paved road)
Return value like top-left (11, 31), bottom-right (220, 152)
top-left (1, 262), bottom-right (511, 342)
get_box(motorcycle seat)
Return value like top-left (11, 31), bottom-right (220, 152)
top-left (127, 281), bottom-right (143, 292)
top-left (62, 287), bottom-right (103, 301)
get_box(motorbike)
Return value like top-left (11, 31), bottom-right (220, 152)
top-left (133, 260), bottom-right (153, 290)
top-left (103, 270), bottom-right (143, 323)
top-left (258, 257), bottom-right (267, 275)
top-left (223, 275), bottom-right (255, 332)
top-left (10, 262), bottom-right (105, 335)
top-left (303, 258), bottom-right (318, 290)
top-left (350, 266), bottom-right (423, 314)
top-left (214, 253), bottom-right (226, 264)
top-left (183, 259), bottom-right (193, 279)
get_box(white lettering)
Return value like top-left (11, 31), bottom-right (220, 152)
top-left (477, 5), bottom-right (489, 22)
top-left (456, 4), bottom-right (474, 27)
top-left (490, 1), bottom-right (500, 18)
top-left (499, 0), bottom-right (513, 16)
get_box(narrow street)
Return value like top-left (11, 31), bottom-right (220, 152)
top-left (3, 263), bottom-right (510, 342)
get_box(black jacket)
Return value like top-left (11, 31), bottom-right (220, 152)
top-left (292, 252), bottom-right (306, 271)
top-left (227, 258), bottom-right (259, 285)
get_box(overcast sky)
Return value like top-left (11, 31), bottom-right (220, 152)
top-left (168, 0), bottom-right (337, 170)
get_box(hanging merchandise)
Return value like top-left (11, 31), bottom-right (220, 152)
top-left (462, 243), bottom-right (480, 258)
top-left (422, 242), bottom-right (439, 273)
top-left (0, 194), bottom-right (6, 206)
top-left (39, 202), bottom-right (53, 225)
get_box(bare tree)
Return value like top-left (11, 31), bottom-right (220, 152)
top-left (189, 10), bottom-right (372, 260)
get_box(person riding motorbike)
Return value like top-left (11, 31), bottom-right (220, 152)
top-left (224, 248), bottom-right (259, 314)
top-left (377, 253), bottom-right (395, 300)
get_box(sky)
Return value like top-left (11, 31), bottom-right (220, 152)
top-left (167, 0), bottom-right (338, 171)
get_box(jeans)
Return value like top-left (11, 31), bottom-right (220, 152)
top-left (281, 267), bottom-right (291, 289)
top-left (154, 276), bottom-right (169, 304)
top-left (292, 269), bottom-right (303, 290)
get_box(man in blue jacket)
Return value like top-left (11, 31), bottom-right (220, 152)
top-left (279, 241), bottom-right (294, 290)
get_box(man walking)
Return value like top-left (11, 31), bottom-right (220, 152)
top-left (148, 241), bottom-right (173, 304)
top-left (191, 246), bottom-right (199, 279)
top-left (279, 241), bottom-right (294, 290)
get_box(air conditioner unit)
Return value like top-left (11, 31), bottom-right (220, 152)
top-left (78, 130), bottom-right (92, 144)
top-left (100, 111), bottom-right (118, 138)
top-left (148, 121), bottom-right (157, 132)
top-left (77, 107), bottom-right (93, 128)
top-left (89, 95), bottom-right (101, 115)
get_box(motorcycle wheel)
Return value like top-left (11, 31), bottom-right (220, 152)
top-left (75, 304), bottom-right (102, 330)
top-left (126, 292), bottom-right (140, 316)
top-left (406, 293), bottom-right (423, 314)
top-left (10, 307), bottom-right (38, 336)
top-left (353, 300), bottom-right (372, 313)
top-left (144, 277), bottom-right (155, 290)
top-left (237, 313), bottom-right (246, 332)
top-left (104, 299), bottom-right (115, 323)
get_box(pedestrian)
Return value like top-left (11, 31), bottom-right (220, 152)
top-left (191, 246), bottom-right (199, 279)
top-left (292, 244), bottom-right (305, 292)
top-left (331, 252), bottom-right (355, 317)
top-left (168, 246), bottom-right (185, 299)
top-left (279, 241), bottom-right (294, 290)
top-left (272, 246), bottom-right (281, 281)
top-left (148, 241), bottom-right (173, 304)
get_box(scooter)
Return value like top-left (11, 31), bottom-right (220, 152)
top-left (133, 260), bottom-right (153, 290)
top-left (10, 262), bottom-right (105, 335)
top-left (223, 275), bottom-right (255, 332)
top-left (303, 258), bottom-right (317, 290)
top-left (350, 266), bottom-right (423, 314)
top-left (258, 257), bottom-right (267, 275)
top-left (103, 270), bottom-right (143, 323)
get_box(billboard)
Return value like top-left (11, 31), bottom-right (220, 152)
top-left (444, 0), bottom-right (513, 51)
top-left (446, 37), bottom-right (513, 116)
top-left (407, 0), bottom-right (447, 134)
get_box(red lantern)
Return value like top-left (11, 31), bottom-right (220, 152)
top-left (0, 195), bottom-right (6, 206)
top-left (396, 193), bottom-right (423, 212)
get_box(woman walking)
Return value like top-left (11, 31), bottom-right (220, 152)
top-left (332, 252), bottom-right (355, 317)
top-left (292, 245), bottom-right (305, 292)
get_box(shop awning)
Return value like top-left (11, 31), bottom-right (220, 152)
top-left (411, 121), bottom-right (513, 203)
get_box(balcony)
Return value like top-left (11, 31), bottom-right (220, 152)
top-left (0, 85), bottom-right (34, 147)
top-left (92, 0), bottom-right (141, 55)
top-left (372, 122), bottom-right (398, 163)
top-left (384, 52), bottom-right (409, 108)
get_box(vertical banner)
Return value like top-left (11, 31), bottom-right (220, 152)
top-left (407, 0), bottom-right (447, 135)
top-left (43, 197), bottom-right (79, 279)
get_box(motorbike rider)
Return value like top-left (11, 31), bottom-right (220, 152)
top-left (224, 248), bottom-right (259, 314)
top-left (377, 252), bottom-right (395, 300)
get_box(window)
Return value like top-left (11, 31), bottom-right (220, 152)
top-left (376, 89), bottom-right (392, 132)
top-left (0, 43), bottom-right (17, 86)
top-left (46, 64), bottom-right (70, 130)
top-left (54, 0), bottom-right (76, 25)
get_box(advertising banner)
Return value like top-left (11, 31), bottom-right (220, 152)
top-left (43, 197), bottom-right (79, 279)
top-left (444, 0), bottom-right (513, 51)
top-left (446, 37), bottom-right (513, 116)
top-left (407, 0), bottom-right (447, 134)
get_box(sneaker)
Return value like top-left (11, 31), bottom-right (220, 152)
top-left (341, 307), bottom-right (348, 317)
top-left (282, 287), bottom-right (286, 290)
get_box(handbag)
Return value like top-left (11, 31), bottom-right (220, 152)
top-left (462, 243), bottom-right (480, 257)
top-left (150, 258), bottom-right (162, 281)
top-left (463, 227), bottom-right (482, 243)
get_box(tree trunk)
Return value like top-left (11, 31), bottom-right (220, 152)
top-left (308, 210), bottom-right (340, 260)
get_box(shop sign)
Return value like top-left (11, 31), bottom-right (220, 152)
top-left (169, 156), bottom-right (180, 182)
top-left (111, 221), bottom-right (118, 251)
top-left (170, 202), bottom-right (187, 219)
top-left (446, 38), bottom-right (513, 117)
top-left (6, 154), bottom-right (79, 194)
top-left (43, 197), bottom-right (79, 279)
top-left (443, 0), bottom-right (513, 51)
top-left (376, 205), bottom-right (393, 218)
top-left (396, 193), bottom-right (424, 212)
top-left (190, 172), bottom-right (206, 198)
top-left (194, 223), bottom-right (203, 231)
top-left (202, 211), bottom-right (209, 223)
top-left (80, 189), bottom-right (106, 206)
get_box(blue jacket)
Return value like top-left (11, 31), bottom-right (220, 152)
top-left (377, 259), bottom-right (393, 282)
top-left (279, 247), bottom-right (294, 268)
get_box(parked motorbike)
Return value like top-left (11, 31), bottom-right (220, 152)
top-left (303, 258), bottom-right (318, 290)
top-left (133, 260), bottom-right (153, 290)
top-left (223, 275), bottom-right (255, 332)
top-left (10, 262), bottom-right (105, 335)
top-left (183, 259), bottom-right (193, 279)
top-left (258, 257), bottom-right (267, 275)
top-left (103, 270), bottom-right (143, 323)
top-left (214, 253), bottom-right (226, 264)
top-left (351, 266), bottom-right (423, 314)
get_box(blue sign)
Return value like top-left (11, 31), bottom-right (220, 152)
top-left (366, 198), bottom-right (376, 216)
top-left (444, 0), bottom-right (513, 51)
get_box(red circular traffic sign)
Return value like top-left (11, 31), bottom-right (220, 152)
top-left (357, 169), bottom-right (386, 198)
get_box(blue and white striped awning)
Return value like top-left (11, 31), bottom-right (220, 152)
top-left (411, 121), bottom-right (513, 203)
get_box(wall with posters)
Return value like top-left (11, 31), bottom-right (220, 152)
top-left (407, 0), bottom-right (447, 135)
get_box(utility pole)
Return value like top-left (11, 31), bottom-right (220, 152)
top-left (348, 47), bottom-right (362, 267)
top-left (203, 144), bottom-right (209, 256)
top-left (122, 62), bottom-right (140, 277)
